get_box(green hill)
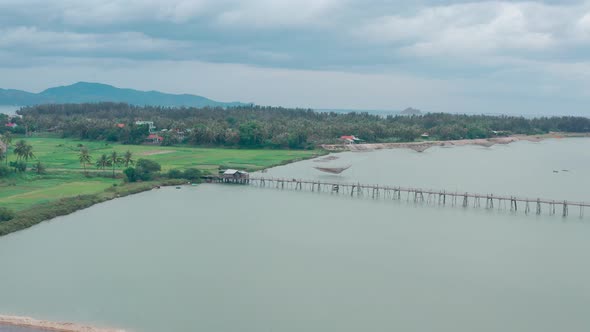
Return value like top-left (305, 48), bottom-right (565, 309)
top-left (0, 82), bottom-right (246, 108)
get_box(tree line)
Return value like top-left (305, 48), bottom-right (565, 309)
top-left (11, 103), bottom-right (590, 148)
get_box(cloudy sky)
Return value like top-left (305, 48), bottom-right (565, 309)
top-left (1, 0), bottom-right (590, 114)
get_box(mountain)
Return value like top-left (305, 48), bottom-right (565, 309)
top-left (0, 82), bottom-right (246, 108)
top-left (400, 107), bottom-right (422, 115)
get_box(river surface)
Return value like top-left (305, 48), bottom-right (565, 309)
top-left (0, 138), bottom-right (589, 332)
top-left (0, 106), bottom-right (20, 116)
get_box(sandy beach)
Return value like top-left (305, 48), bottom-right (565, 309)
top-left (320, 133), bottom-right (587, 152)
top-left (0, 315), bottom-right (125, 332)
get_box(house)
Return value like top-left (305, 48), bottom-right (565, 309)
top-left (221, 169), bottom-right (250, 183)
top-left (421, 132), bottom-right (430, 138)
top-left (5, 123), bottom-right (18, 128)
top-left (340, 135), bottom-right (361, 144)
top-left (146, 133), bottom-right (163, 144)
top-left (116, 123), bottom-right (125, 128)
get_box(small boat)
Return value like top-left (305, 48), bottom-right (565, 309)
top-left (313, 165), bottom-right (351, 174)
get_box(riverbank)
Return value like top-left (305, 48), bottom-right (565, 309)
top-left (0, 315), bottom-right (125, 332)
top-left (321, 133), bottom-right (590, 152)
top-left (0, 137), bottom-right (324, 236)
top-left (0, 178), bottom-right (186, 236)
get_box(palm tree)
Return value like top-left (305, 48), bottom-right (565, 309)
top-left (96, 154), bottom-right (109, 171)
top-left (13, 140), bottom-right (35, 162)
top-left (122, 150), bottom-right (134, 167)
top-left (78, 147), bottom-right (92, 175)
top-left (2, 133), bottom-right (13, 166)
top-left (108, 151), bottom-right (123, 178)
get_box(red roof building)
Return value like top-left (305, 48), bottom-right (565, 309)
top-left (5, 123), bottom-right (17, 128)
top-left (146, 134), bottom-right (163, 144)
top-left (340, 135), bottom-right (360, 144)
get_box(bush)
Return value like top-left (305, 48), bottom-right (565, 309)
top-left (123, 167), bottom-right (137, 182)
top-left (9, 161), bottom-right (27, 173)
top-left (167, 169), bottom-right (184, 179)
top-left (136, 159), bottom-right (161, 173)
top-left (183, 168), bottom-right (202, 182)
top-left (0, 165), bottom-right (9, 177)
top-left (135, 159), bottom-right (161, 181)
top-left (0, 207), bottom-right (15, 222)
top-left (31, 161), bottom-right (46, 174)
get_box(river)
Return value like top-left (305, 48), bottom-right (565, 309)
top-left (0, 106), bottom-right (20, 116)
top-left (1, 138), bottom-right (589, 331)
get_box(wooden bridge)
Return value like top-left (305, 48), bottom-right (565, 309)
top-left (240, 177), bottom-right (589, 218)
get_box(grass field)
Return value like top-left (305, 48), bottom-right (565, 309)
top-left (0, 137), bottom-right (323, 212)
top-left (0, 173), bottom-right (118, 211)
top-left (16, 137), bottom-right (320, 171)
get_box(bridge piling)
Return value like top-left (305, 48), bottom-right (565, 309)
top-left (243, 177), bottom-right (588, 219)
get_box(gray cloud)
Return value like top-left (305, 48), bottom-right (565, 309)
top-left (0, 0), bottom-right (589, 114)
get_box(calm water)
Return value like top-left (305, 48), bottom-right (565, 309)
top-left (0, 139), bottom-right (589, 332)
top-left (0, 106), bottom-right (20, 116)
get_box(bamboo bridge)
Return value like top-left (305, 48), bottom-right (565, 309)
top-left (238, 177), bottom-right (589, 218)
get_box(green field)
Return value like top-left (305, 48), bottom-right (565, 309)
top-left (16, 137), bottom-right (319, 171)
top-left (0, 137), bottom-right (322, 212)
top-left (0, 173), bottom-right (118, 211)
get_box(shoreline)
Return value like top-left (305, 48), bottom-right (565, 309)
top-left (0, 315), bottom-right (125, 332)
top-left (321, 133), bottom-right (590, 152)
top-left (0, 151), bottom-right (325, 238)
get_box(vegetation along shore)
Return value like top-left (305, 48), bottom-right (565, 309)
top-left (2, 102), bottom-right (590, 237)
top-left (0, 136), bottom-right (322, 236)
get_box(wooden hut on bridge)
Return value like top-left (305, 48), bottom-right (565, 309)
top-left (221, 169), bottom-right (250, 184)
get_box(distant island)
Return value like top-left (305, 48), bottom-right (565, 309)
top-left (400, 107), bottom-right (422, 115)
top-left (0, 82), bottom-right (247, 108)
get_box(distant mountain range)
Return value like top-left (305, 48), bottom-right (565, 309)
top-left (0, 82), bottom-right (247, 108)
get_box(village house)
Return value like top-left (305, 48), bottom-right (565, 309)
top-left (146, 133), bottom-right (163, 144)
top-left (340, 135), bottom-right (361, 144)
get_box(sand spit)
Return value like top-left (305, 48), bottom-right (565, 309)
top-left (0, 315), bottom-right (125, 332)
top-left (320, 133), bottom-right (587, 152)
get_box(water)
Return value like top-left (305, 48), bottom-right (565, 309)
top-left (0, 106), bottom-right (20, 116)
top-left (0, 139), bottom-right (589, 332)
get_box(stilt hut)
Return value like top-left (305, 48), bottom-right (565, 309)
top-left (221, 169), bottom-right (250, 184)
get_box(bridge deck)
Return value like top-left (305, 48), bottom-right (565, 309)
top-left (242, 177), bottom-right (589, 217)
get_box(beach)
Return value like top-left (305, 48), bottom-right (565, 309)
top-left (319, 133), bottom-right (587, 152)
top-left (0, 316), bottom-right (124, 332)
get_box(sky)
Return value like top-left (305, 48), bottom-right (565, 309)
top-left (0, 0), bottom-right (590, 115)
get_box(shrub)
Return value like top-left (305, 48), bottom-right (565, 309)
top-left (0, 165), bottom-right (9, 177)
top-left (0, 207), bottom-right (15, 222)
top-left (123, 167), bottom-right (137, 182)
top-left (167, 169), bottom-right (184, 179)
top-left (136, 159), bottom-right (161, 173)
top-left (10, 161), bottom-right (27, 173)
top-left (183, 168), bottom-right (202, 182)
top-left (135, 159), bottom-right (161, 181)
top-left (31, 161), bottom-right (46, 174)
